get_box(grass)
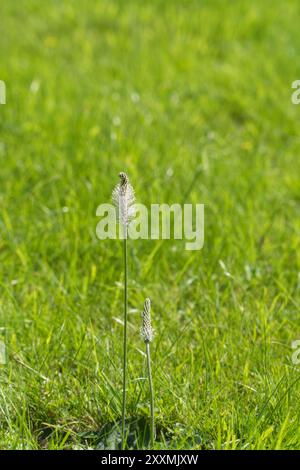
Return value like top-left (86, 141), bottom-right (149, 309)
top-left (0, 0), bottom-right (300, 450)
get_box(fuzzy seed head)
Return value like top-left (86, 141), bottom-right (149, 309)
top-left (141, 298), bottom-right (154, 343)
top-left (112, 172), bottom-right (135, 228)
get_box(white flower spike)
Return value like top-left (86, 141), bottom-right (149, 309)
top-left (112, 172), bottom-right (135, 231)
top-left (141, 298), bottom-right (154, 343)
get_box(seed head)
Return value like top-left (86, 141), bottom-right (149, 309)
top-left (112, 172), bottom-right (135, 228)
top-left (141, 298), bottom-right (154, 343)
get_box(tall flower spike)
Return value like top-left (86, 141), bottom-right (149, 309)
top-left (112, 172), bottom-right (135, 229)
top-left (141, 298), bottom-right (154, 343)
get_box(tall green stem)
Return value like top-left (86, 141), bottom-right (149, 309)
top-left (121, 234), bottom-right (128, 449)
top-left (146, 341), bottom-right (155, 448)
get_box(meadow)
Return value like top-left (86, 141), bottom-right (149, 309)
top-left (0, 0), bottom-right (300, 449)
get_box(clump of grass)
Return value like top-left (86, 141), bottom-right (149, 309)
top-left (112, 172), bottom-right (135, 449)
top-left (141, 298), bottom-right (155, 449)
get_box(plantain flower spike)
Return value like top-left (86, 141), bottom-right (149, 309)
top-left (141, 298), bottom-right (154, 343)
top-left (112, 172), bottom-right (135, 232)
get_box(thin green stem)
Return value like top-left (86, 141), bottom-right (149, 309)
top-left (121, 234), bottom-right (128, 449)
top-left (146, 341), bottom-right (155, 448)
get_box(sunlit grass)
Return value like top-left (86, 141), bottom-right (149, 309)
top-left (0, 0), bottom-right (300, 450)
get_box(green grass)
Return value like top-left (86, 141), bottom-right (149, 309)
top-left (1, 0), bottom-right (300, 450)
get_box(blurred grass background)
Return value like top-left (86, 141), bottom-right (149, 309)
top-left (0, 0), bottom-right (300, 449)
